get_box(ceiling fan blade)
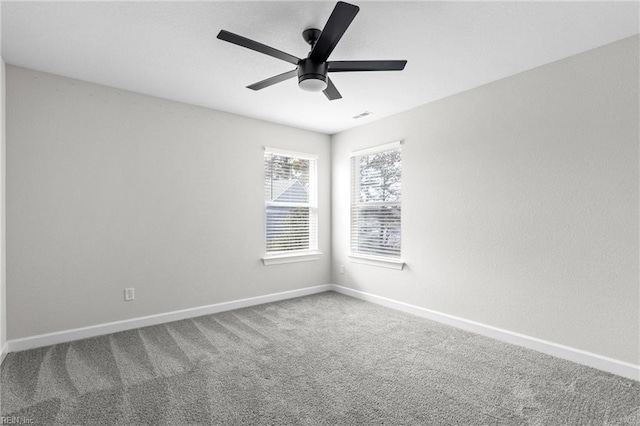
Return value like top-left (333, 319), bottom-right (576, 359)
top-left (323, 78), bottom-right (342, 101)
top-left (309, 2), bottom-right (359, 63)
top-left (328, 60), bottom-right (407, 72)
top-left (217, 30), bottom-right (300, 65)
top-left (247, 69), bottom-right (298, 91)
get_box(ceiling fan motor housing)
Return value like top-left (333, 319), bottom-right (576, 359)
top-left (297, 59), bottom-right (328, 92)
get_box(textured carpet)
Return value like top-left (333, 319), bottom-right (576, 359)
top-left (1, 291), bottom-right (638, 425)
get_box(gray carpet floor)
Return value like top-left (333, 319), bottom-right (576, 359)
top-left (1, 291), bottom-right (638, 425)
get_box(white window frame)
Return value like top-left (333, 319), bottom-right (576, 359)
top-left (262, 147), bottom-right (320, 266)
top-left (349, 141), bottom-right (405, 270)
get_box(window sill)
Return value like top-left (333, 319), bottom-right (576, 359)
top-left (348, 254), bottom-right (405, 270)
top-left (262, 251), bottom-right (322, 266)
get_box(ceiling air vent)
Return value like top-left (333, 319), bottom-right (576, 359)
top-left (353, 111), bottom-right (373, 119)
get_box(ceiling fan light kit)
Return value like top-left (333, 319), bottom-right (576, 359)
top-left (217, 1), bottom-right (407, 101)
top-left (297, 60), bottom-right (328, 92)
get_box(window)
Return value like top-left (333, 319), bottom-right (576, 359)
top-left (264, 148), bottom-right (318, 263)
top-left (350, 142), bottom-right (403, 267)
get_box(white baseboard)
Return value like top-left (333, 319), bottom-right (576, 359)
top-left (0, 342), bottom-right (7, 366)
top-left (5, 283), bottom-right (638, 382)
top-left (330, 284), bottom-right (640, 382)
top-left (6, 284), bottom-right (332, 354)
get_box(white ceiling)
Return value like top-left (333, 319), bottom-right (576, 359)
top-left (1, 1), bottom-right (638, 135)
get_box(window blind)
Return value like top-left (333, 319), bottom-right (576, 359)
top-left (351, 144), bottom-right (401, 258)
top-left (264, 149), bottom-right (318, 253)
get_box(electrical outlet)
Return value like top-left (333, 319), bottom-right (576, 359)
top-left (124, 288), bottom-right (135, 301)
top-left (339, 265), bottom-right (346, 274)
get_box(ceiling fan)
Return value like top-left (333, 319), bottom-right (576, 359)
top-left (217, 1), bottom-right (407, 101)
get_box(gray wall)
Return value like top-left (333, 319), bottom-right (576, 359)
top-left (6, 66), bottom-right (331, 339)
top-left (1, 58), bottom-right (5, 352)
top-left (332, 36), bottom-right (639, 364)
